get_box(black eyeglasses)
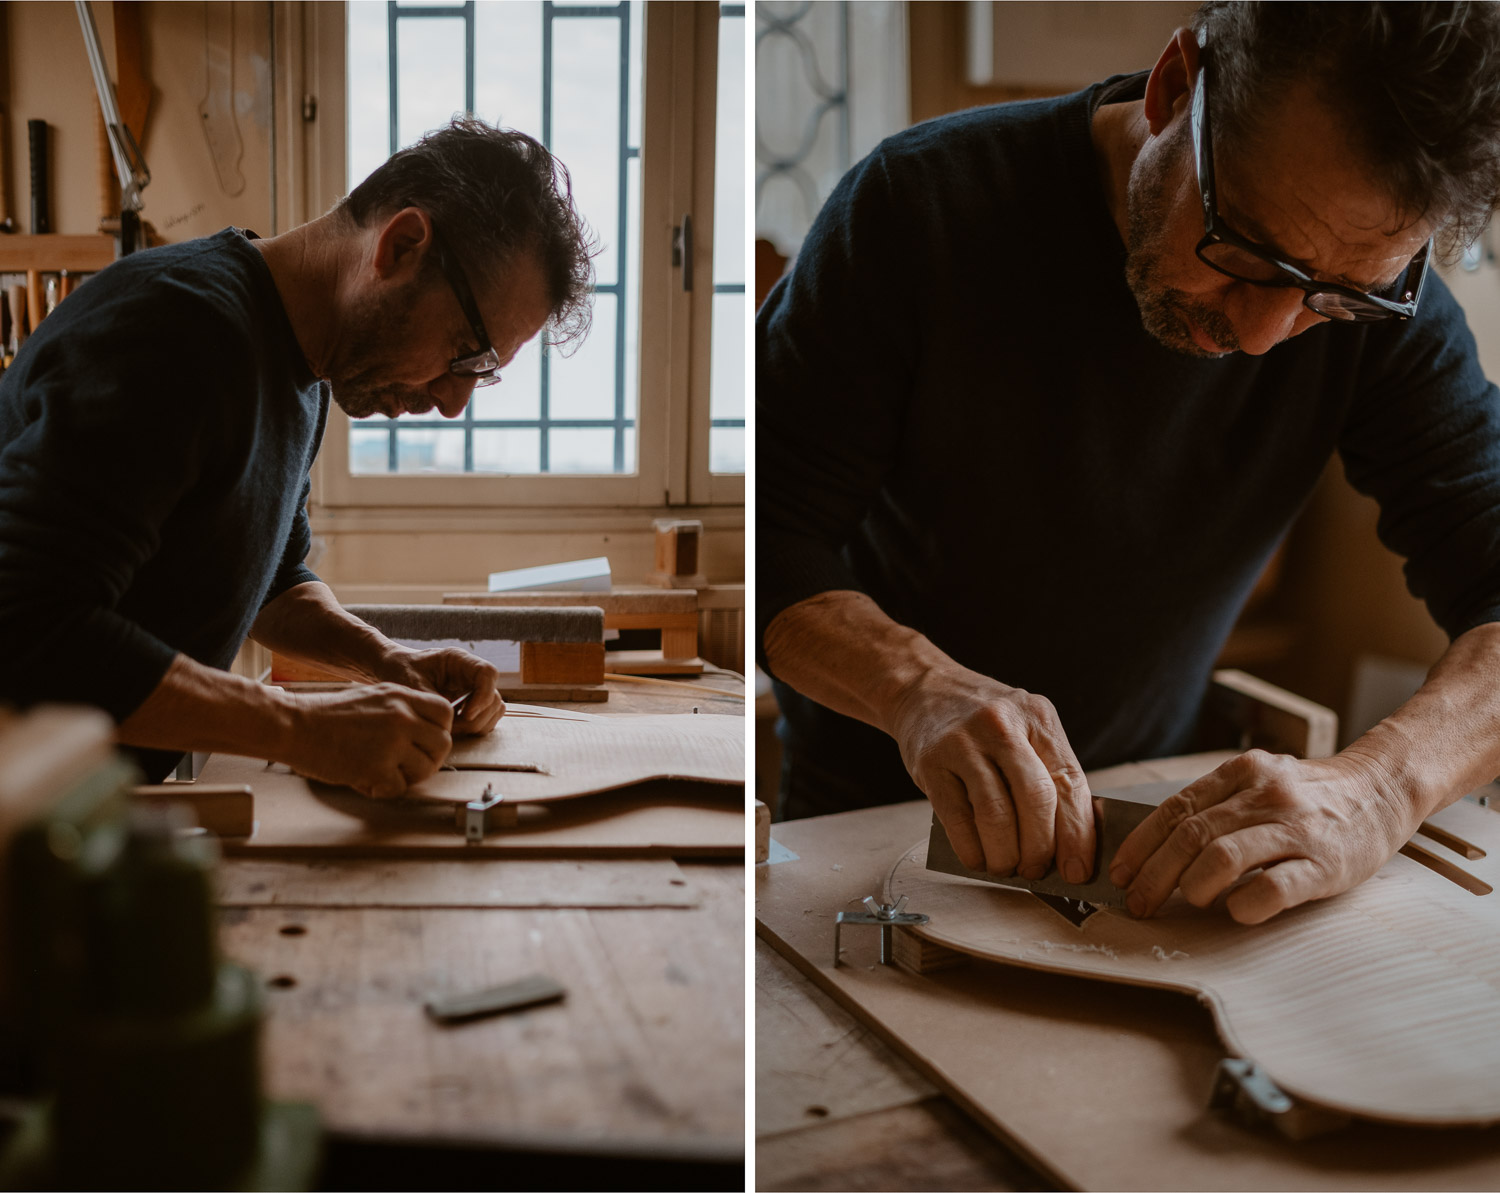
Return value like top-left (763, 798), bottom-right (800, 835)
top-left (428, 224), bottom-right (504, 386)
top-left (1190, 62), bottom-right (1430, 323)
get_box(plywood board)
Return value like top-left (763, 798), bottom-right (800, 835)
top-left (756, 778), bottom-right (1500, 1189)
top-left (217, 858), bottom-right (699, 908)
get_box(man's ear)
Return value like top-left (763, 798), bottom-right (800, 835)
top-left (371, 207), bottom-right (434, 281)
top-left (1143, 27), bottom-right (1201, 136)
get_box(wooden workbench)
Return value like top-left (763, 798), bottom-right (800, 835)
top-left (213, 677), bottom-right (746, 1189)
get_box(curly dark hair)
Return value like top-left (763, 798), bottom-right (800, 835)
top-left (1192, 1), bottom-right (1500, 261)
top-left (339, 118), bottom-right (596, 349)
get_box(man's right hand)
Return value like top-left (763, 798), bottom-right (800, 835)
top-left (888, 666), bottom-right (1096, 881)
top-left (281, 683), bottom-right (455, 799)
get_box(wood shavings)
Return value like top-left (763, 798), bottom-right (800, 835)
top-left (1151, 946), bottom-right (1190, 961)
top-left (1028, 940), bottom-right (1119, 960)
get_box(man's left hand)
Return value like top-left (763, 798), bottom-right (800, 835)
top-left (1108, 749), bottom-right (1413, 924)
top-left (381, 646), bottom-right (506, 736)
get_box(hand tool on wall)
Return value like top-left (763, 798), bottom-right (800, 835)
top-left (76, 0), bottom-right (150, 257)
top-left (25, 119), bottom-right (47, 235)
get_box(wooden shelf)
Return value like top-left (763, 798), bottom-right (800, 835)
top-left (0, 234), bottom-right (116, 272)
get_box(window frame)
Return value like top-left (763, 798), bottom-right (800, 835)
top-left (291, 0), bottom-right (741, 512)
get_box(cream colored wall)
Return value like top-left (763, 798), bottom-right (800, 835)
top-left (6, 1), bottom-right (273, 239)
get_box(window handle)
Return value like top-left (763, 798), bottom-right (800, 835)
top-left (672, 213), bottom-right (693, 292)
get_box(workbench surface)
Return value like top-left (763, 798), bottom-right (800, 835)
top-left (213, 677), bottom-right (746, 1170)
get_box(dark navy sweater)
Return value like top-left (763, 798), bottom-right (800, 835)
top-left (0, 228), bottom-right (328, 779)
top-left (757, 78), bottom-right (1500, 818)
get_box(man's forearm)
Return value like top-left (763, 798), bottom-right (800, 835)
top-left (250, 580), bottom-right (401, 682)
top-left (1343, 620), bottom-right (1500, 828)
top-left (763, 590), bottom-right (959, 734)
top-left (117, 653), bottom-right (295, 757)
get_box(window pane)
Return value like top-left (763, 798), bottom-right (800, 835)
top-left (475, 2), bottom-right (542, 133)
top-left (552, 18), bottom-right (622, 288)
top-left (551, 295), bottom-right (616, 421)
top-left (396, 428), bottom-right (466, 473)
top-left (398, 18), bottom-right (467, 147)
top-left (710, 291), bottom-right (744, 419)
top-left (709, 9), bottom-right (746, 473)
top-left (472, 337), bottom-right (541, 422)
top-left (474, 428), bottom-right (541, 474)
top-left (347, 2), bottom-right (389, 189)
top-left (351, 426), bottom-right (392, 474)
top-left (548, 427), bottom-right (615, 473)
top-left (347, 2), bottom-right (643, 476)
top-left (710, 426), bottom-right (744, 474)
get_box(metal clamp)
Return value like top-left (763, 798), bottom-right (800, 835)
top-left (464, 784), bottom-right (502, 844)
top-left (1209, 1057), bottom-right (1350, 1140)
top-left (833, 896), bottom-right (930, 967)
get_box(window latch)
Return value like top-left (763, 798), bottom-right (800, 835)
top-left (672, 213), bottom-right (693, 292)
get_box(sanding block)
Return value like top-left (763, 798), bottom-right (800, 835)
top-left (925, 779), bottom-right (1185, 922)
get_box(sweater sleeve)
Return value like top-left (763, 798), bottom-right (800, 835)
top-left (0, 318), bottom-right (209, 720)
top-left (1341, 273), bottom-right (1500, 639)
top-left (262, 471), bottom-right (319, 607)
top-left (755, 146), bottom-right (922, 671)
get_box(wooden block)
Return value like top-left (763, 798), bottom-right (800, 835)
top-left (755, 799), bottom-right (770, 863)
top-left (445, 588), bottom-right (697, 615)
top-left (654, 519), bottom-right (702, 578)
top-left (498, 682), bottom-right (609, 703)
top-left (132, 783), bottom-right (254, 837)
top-left (520, 641), bottom-right (605, 684)
top-left (1204, 669), bottom-right (1339, 757)
top-left (890, 925), bottom-right (968, 976)
top-left (607, 649), bottom-right (705, 676)
top-left (607, 611), bottom-right (700, 631)
top-left (660, 625), bottom-right (700, 659)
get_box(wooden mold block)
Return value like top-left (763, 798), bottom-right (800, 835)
top-left (756, 755), bottom-right (1500, 1191)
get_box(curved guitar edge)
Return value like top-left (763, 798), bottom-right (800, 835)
top-left (885, 838), bottom-right (1500, 1128)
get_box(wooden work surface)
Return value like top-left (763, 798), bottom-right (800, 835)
top-left (213, 676), bottom-right (746, 1166)
top-left (756, 786), bottom-right (1500, 1191)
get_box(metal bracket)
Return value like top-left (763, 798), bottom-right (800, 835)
top-left (1209, 1057), bottom-right (1350, 1140)
top-left (459, 784), bottom-right (505, 844)
top-left (833, 896), bottom-right (930, 967)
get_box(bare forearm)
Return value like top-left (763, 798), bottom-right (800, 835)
top-left (117, 653), bottom-right (295, 758)
top-left (250, 580), bottom-right (400, 682)
top-left (1343, 620), bottom-right (1500, 827)
top-left (763, 591), bottom-right (961, 734)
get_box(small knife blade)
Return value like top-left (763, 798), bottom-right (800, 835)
top-left (925, 779), bottom-right (1187, 915)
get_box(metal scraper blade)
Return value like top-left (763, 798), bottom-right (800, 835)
top-left (923, 780), bottom-right (1187, 923)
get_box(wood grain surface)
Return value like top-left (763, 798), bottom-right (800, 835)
top-left (218, 857), bottom-right (701, 908)
top-left (224, 861), bottom-right (744, 1150)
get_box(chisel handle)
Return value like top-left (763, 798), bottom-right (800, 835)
top-left (27, 119), bottom-right (48, 235)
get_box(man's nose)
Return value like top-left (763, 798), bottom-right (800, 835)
top-left (1229, 286), bottom-right (1320, 355)
top-left (430, 373), bottom-right (479, 419)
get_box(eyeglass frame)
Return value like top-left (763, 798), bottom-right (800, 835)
top-left (424, 218), bottom-right (505, 386)
top-left (1189, 58), bottom-right (1431, 323)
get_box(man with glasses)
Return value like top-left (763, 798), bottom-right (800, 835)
top-left (0, 119), bottom-right (593, 797)
top-left (759, 2), bottom-right (1500, 923)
